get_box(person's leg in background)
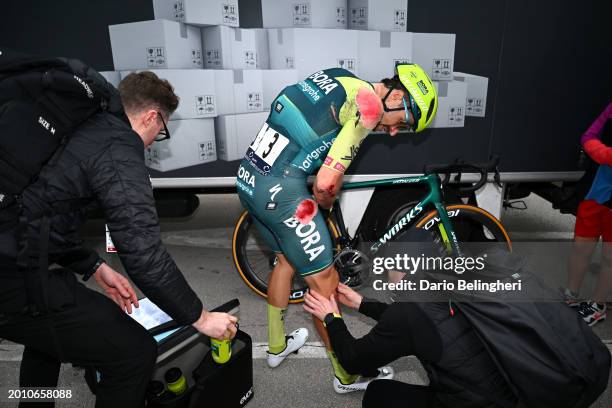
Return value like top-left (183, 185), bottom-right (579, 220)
top-left (572, 201), bottom-right (611, 325)
top-left (565, 200), bottom-right (600, 305)
top-left (0, 273), bottom-right (158, 408)
top-left (583, 207), bottom-right (612, 324)
top-left (362, 380), bottom-right (434, 408)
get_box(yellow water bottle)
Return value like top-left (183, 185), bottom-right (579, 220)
top-left (164, 367), bottom-right (187, 396)
top-left (210, 337), bottom-right (232, 364)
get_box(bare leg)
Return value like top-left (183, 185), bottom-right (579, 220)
top-left (593, 243), bottom-right (612, 304)
top-left (567, 236), bottom-right (598, 294)
top-left (388, 270), bottom-right (406, 284)
top-left (268, 253), bottom-right (295, 308)
top-left (304, 265), bottom-right (340, 350)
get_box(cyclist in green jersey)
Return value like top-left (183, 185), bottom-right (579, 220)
top-left (236, 63), bottom-right (438, 393)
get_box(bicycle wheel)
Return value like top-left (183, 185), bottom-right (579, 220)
top-left (232, 211), bottom-right (341, 303)
top-left (414, 204), bottom-right (512, 253)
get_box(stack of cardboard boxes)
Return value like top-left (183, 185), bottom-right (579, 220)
top-left (103, 0), bottom-right (489, 172)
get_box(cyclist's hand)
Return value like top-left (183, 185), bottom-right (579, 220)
top-left (314, 167), bottom-right (343, 209)
top-left (314, 190), bottom-right (335, 210)
top-left (303, 289), bottom-right (340, 321)
top-left (192, 310), bottom-right (238, 340)
top-left (337, 283), bottom-right (363, 310)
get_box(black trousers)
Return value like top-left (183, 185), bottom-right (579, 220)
top-left (363, 380), bottom-right (434, 408)
top-left (0, 269), bottom-right (157, 408)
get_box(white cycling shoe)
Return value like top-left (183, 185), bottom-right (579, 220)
top-left (267, 328), bottom-right (309, 368)
top-left (333, 366), bottom-right (395, 394)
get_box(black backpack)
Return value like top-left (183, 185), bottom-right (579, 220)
top-left (421, 250), bottom-right (611, 408)
top-left (0, 47), bottom-right (122, 214)
top-left (0, 47), bottom-right (123, 313)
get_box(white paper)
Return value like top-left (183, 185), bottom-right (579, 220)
top-left (128, 297), bottom-right (172, 330)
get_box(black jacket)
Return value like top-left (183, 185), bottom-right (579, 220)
top-left (0, 111), bottom-right (202, 325)
top-left (327, 300), bottom-right (516, 408)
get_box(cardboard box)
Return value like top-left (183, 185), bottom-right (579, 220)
top-left (152, 0), bottom-right (239, 27)
top-left (145, 119), bottom-right (217, 172)
top-left (120, 70), bottom-right (217, 119)
top-left (109, 19), bottom-right (203, 70)
top-left (430, 80), bottom-right (467, 128)
top-left (411, 33), bottom-right (455, 81)
top-left (261, 69), bottom-right (299, 110)
top-left (348, 0), bottom-right (407, 31)
top-left (261, 0), bottom-right (347, 29)
top-left (357, 31), bottom-right (412, 82)
top-left (213, 70), bottom-right (265, 115)
top-left (453, 72), bottom-right (489, 117)
top-left (99, 71), bottom-right (121, 88)
top-left (268, 28), bottom-right (359, 78)
top-left (215, 111), bottom-right (269, 161)
top-left (202, 26), bottom-right (269, 69)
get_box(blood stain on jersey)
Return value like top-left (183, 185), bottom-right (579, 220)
top-left (355, 87), bottom-right (383, 130)
top-left (295, 199), bottom-right (317, 225)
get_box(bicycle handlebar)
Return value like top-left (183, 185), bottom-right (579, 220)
top-left (423, 156), bottom-right (501, 195)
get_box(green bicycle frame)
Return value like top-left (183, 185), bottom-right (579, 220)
top-left (339, 174), bottom-right (462, 256)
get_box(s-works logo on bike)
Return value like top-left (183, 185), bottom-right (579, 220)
top-left (370, 203), bottom-right (424, 251)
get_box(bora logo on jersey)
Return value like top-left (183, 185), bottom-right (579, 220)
top-left (299, 71), bottom-right (339, 102)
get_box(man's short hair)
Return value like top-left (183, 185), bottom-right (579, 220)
top-left (381, 75), bottom-right (407, 92)
top-left (118, 71), bottom-right (179, 117)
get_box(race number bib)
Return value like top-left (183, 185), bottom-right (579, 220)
top-left (246, 123), bottom-right (289, 174)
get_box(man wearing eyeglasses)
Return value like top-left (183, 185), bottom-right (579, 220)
top-left (236, 63), bottom-right (438, 393)
top-left (0, 71), bottom-right (236, 407)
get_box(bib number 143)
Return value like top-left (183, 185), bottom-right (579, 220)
top-left (248, 123), bottom-right (289, 171)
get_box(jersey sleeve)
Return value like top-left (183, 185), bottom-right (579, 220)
top-left (581, 103), bottom-right (612, 146)
top-left (322, 120), bottom-right (369, 173)
top-left (583, 139), bottom-right (612, 166)
top-left (322, 81), bottom-right (382, 173)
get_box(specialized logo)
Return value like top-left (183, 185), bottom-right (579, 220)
top-left (298, 138), bottom-right (335, 171)
top-left (283, 217), bottom-right (325, 261)
top-left (269, 183), bottom-right (282, 201)
top-left (38, 116), bottom-right (56, 135)
top-left (73, 75), bottom-right (94, 99)
top-left (416, 79), bottom-right (429, 95)
top-left (391, 178), bottom-right (419, 184)
top-left (237, 165), bottom-right (255, 187)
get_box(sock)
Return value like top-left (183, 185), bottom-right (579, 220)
top-left (268, 304), bottom-right (287, 354)
top-left (327, 350), bottom-right (358, 385)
